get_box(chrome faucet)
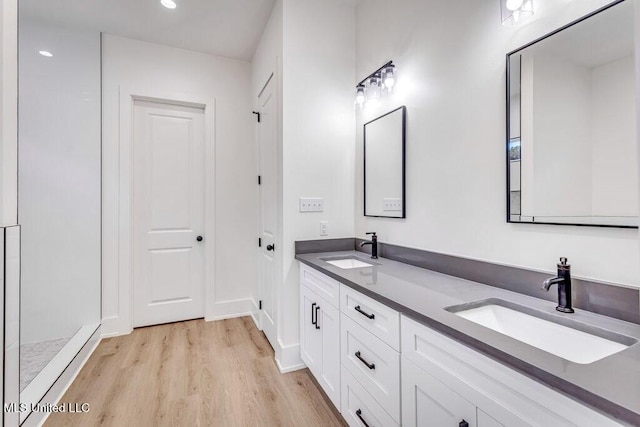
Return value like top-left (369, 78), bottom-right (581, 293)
top-left (542, 257), bottom-right (574, 313)
top-left (359, 232), bottom-right (378, 259)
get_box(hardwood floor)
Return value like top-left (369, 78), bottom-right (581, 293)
top-left (45, 317), bottom-right (347, 427)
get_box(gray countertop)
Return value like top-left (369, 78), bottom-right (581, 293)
top-left (295, 250), bottom-right (640, 425)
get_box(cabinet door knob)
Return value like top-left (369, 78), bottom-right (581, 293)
top-left (354, 305), bottom-right (375, 319)
top-left (196, 235), bottom-right (203, 242)
top-left (355, 351), bottom-right (375, 370)
top-left (459, 420), bottom-right (469, 427)
top-left (356, 409), bottom-right (371, 427)
top-left (311, 302), bottom-right (317, 325)
top-left (266, 244), bottom-right (275, 251)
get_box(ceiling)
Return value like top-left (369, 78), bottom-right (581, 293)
top-left (20, 0), bottom-right (277, 61)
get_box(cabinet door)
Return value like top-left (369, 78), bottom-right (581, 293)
top-left (478, 410), bottom-right (503, 427)
top-left (317, 299), bottom-right (341, 409)
top-left (402, 357), bottom-right (477, 427)
top-left (300, 284), bottom-right (322, 376)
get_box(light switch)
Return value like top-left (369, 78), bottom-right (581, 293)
top-left (300, 198), bottom-right (324, 212)
top-left (320, 221), bottom-right (328, 236)
top-left (383, 198), bottom-right (402, 211)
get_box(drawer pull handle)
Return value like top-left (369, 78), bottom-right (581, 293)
top-left (315, 305), bottom-right (321, 329)
top-left (459, 420), bottom-right (469, 427)
top-left (355, 351), bottom-right (375, 370)
top-left (356, 409), bottom-right (371, 427)
top-left (311, 302), bottom-right (317, 325)
top-left (354, 305), bottom-right (375, 320)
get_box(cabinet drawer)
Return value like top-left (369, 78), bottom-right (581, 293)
top-left (401, 315), bottom-right (622, 427)
top-left (341, 314), bottom-right (400, 422)
top-left (340, 285), bottom-right (400, 350)
top-left (341, 366), bottom-right (399, 427)
top-left (300, 263), bottom-right (340, 308)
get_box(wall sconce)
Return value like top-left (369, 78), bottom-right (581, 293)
top-left (355, 61), bottom-right (397, 108)
top-left (501, 0), bottom-right (534, 26)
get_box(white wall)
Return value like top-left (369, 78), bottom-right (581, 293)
top-left (279, 0), bottom-right (356, 357)
top-left (355, 0), bottom-right (640, 287)
top-left (19, 20), bottom-right (101, 343)
top-left (102, 35), bottom-right (256, 335)
top-left (591, 55), bottom-right (638, 217)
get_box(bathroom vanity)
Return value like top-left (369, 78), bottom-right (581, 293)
top-left (296, 248), bottom-right (640, 426)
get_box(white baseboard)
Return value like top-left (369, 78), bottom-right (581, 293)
top-left (250, 311), bottom-right (261, 329)
top-left (275, 340), bottom-right (305, 373)
top-left (205, 298), bottom-right (252, 321)
top-left (22, 326), bottom-right (102, 427)
top-left (102, 298), bottom-right (254, 337)
top-left (100, 315), bottom-right (132, 338)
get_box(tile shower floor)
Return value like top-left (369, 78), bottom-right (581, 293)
top-left (20, 337), bottom-right (70, 392)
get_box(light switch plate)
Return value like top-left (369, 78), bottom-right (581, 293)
top-left (383, 198), bottom-right (402, 211)
top-left (300, 197), bottom-right (324, 212)
top-left (320, 221), bottom-right (328, 236)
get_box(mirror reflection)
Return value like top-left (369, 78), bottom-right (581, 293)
top-left (364, 106), bottom-right (406, 218)
top-left (507, 0), bottom-right (637, 227)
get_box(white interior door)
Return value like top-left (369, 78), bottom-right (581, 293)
top-left (258, 76), bottom-right (278, 347)
top-left (133, 99), bottom-right (205, 328)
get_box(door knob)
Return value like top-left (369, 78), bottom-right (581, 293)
top-left (266, 244), bottom-right (275, 251)
top-left (196, 235), bottom-right (203, 242)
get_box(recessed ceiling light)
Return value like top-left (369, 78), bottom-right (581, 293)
top-left (161, 0), bottom-right (176, 9)
top-left (38, 50), bottom-right (53, 57)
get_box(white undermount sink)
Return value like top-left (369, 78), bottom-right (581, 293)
top-left (450, 302), bottom-right (635, 364)
top-left (324, 258), bottom-right (374, 269)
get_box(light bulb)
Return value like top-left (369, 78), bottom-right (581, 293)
top-left (383, 66), bottom-right (396, 90)
top-left (522, 0), bottom-right (532, 11)
top-left (505, 0), bottom-right (523, 11)
top-left (355, 85), bottom-right (365, 106)
top-left (161, 0), bottom-right (177, 9)
top-left (38, 50), bottom-right (53, 57)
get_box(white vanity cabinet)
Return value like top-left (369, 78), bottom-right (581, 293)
top-left (298, 262), bottom-right (624, 427)
top-left (299, 277), bottom-right (341, 409)
top-left (401, 315), bottom-right (623, 427)
top-left (340, 285), bottom-right (401, 426)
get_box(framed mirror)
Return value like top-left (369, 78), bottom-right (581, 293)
top-left (507, 0), bottom-right (637, 228)
top-left (364, 106), bottom-right (406, 218)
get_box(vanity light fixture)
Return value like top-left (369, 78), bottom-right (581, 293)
top-left (355, 60), bottom-right (397, 108)
top-left (501, 0), bottom-right (533, 26)
top-left (161, 0), bottom-right (177, 9)
top-left (38, 50), bottom-right (53, 57)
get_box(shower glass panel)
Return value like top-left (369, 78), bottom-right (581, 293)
top-left (18, 3), bottom-right (101, 408)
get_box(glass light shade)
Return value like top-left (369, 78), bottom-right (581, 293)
top-left (501, 0), bottom-right (533, 26)
top-left (355, 85), bottom-right (366, 106)
top-left (383, 65), bottom-right (396, 90)
top-left (368, 76), bottom-right (381, 101)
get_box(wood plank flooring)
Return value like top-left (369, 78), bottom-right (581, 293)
top-left (45, 317), bottom-right (347, 427)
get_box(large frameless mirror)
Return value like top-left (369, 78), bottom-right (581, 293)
top-left (364, 106), bottom-right (406, 218)
top-left (507, 0), bottom-right (637, 228)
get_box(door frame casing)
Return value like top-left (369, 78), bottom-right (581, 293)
top-left (113, 87), bottom-right (215, 334)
